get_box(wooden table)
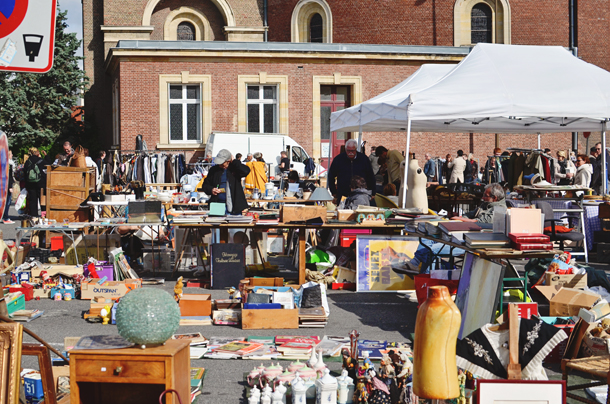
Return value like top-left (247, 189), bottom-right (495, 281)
top-left (69, 339), bottom-right (190, 404)
top-left (177, 222), bottom-right (404, 284)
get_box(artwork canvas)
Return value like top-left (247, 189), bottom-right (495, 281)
top-left (356, 236), bottom-right (419, 292)
top-left (477, 380), bottom-right (565, 404)
top-left (455, 253), bottom-right (505, 339)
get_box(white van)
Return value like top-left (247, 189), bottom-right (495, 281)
top-left (205, 132), bottom-right (316, 178)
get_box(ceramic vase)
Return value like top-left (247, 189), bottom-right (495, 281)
top-left (249, 386), bottom-right (261, 404)
top-left (315, 369), bottom-right (338, 404)
top-left (292, 376), bottom-right (307, 404)
top-left (413, 285), bottom-right (461, 399)
top-left (307, 348), bottom-right (319, 369)
top-left (406, 159), bottom-right (428, 211)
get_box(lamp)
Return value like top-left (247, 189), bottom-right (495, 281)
top-left (308, 187), bottom-right (333, 202)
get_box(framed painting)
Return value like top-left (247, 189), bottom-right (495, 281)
top-left (0, 323), bottom-right (23, 404)
top-left (355, 235), bottom-right (419, 291)
top-left (477, 380), bottom-right (565, 404)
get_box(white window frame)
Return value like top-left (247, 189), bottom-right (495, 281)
top-left (246, 84), bottom-right (279, 133)
top-left (168, 83), bottom-right (201, 143)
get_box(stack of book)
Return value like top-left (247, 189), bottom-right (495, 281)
top-left (256, 213), bottom-right (280, 225)
top-left (10, 309), bottom-right (44, 322)
top-left (212, 340), bottom-right (265, 358)
top-left (508, 233), bottom-right (553, 251)
top-left (463, 233), bottom-right (511, 249)
top-left (438, 221), bottom-right (482, 242)
top-left (225, 215), bottom-right (253, 224)
top-left (298, 306), bottom-right (327, 328)
top-left (276, 337), bottom-right (319, 358)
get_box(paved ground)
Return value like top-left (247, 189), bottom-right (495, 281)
top-left (2, 204), bottom-right (605, 403)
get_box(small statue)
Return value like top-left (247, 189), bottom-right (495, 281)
top-left (100, 304), bottom-right (112, 325)
top-left (342, 348), bottom-right (358, 382)
top-left (362, 351), bottom-right (375, 373)
top-left (354, 377), bottom-right (368, 403)
top-left (456, 369), bottom-right (467, 404)
top-left (174, 276), bottom-right (184, 302)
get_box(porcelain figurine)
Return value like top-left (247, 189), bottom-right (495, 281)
top-left (249, 385), bottom-right (261, 404)
top-left (307, 347), bottom-right (319, 369)
top-left (261, 384), bottom-right (272, 404)
top-left (288, 360), bottom-right (305, 373)
top-left (276, 381), bottom-right (288, 404)
top-left (337, 370), bottom-right (355, 404)
top-left (313, 351), bottom-right (326, 377)
top-left (342, 348), bottom-right (358, 382)
top-left (294, 366), bottom-right (317, 399)
top-left (291, 376), bottom-right (307, 404)
top-left (315, 368), bottom-right (338, 404)
top-left (406, 158), bottom-right (428, 211)
top-left (413, 285), bottom-right (461, 399)
top-left (353, 377), bottom-right (368, 404)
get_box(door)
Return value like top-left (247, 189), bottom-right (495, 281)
top-left (320, 86), bottom-right (350, 169)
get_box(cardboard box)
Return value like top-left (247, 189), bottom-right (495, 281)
top-left (583, 322), bottom-right (610, 356)
top-left (545, 272), bottom-right (588, 289)
top-left (337, 209), bottom-right (357, 221)
top-left (80, 279), bottom-right (142, 300)
top-left (281, 205), bottom-right (327, 224)
top-left (179, 294), bottom-right (212, 317)
top-left (241, 305), bottom-right (299, 330)
top-left (507, 208), bottom-right (542, 234)
top-left (31, 265), bottom-right (84, 281)
top-left (537, 287), bottom-right (601, 317)
top-left (32, 289), bottom-right (51, 299)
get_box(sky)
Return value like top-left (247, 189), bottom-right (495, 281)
top-left (58, 0), bottom-right (83, 68)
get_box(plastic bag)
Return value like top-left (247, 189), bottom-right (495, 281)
top-left (15, 188), bottom-right (27, 210)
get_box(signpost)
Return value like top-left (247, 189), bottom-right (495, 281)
top-left (0, 0), bottom-right (57, 73)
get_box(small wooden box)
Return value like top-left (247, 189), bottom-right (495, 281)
top-left (281, 205), bottom-right (327, 223)
top-left (179, 294), bottom-right (212, 317)
top-left (241, 305), bottom-right (299, 330)
top-left (599, 203), bottom-right (610, 219)
top-left (243, 277), bottom-right (284, 287)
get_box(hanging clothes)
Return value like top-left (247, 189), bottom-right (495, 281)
top-left (245, 161), bottom-right (267, 190)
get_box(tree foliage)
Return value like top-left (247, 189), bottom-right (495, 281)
top-left (0, 8), bottom-right (89, 156)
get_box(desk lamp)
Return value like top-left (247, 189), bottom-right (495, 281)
top-left (308, 187), bottom-right (333, 204)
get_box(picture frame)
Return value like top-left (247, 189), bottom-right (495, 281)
top-left (355, 235), bottom-right (420, 292)
top-left (455, 253), bottom-right (505, 339)
top-left (0, 323), bottom-right (23, 404)
top-left (477, 380), bottom-right (565, 404)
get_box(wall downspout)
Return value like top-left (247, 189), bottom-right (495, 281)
top-left (264, 0), bottom-right (268, 42)
top-left (570, 0), bottom-right (578, 152)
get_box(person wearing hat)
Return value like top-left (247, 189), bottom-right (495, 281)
top-left (554, 150), bottom-right (575, 185)
top-left (200, 149), bottom-right (250, 215)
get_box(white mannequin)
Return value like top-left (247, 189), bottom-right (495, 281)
top-left (406, 159), bottom-right (428, 211)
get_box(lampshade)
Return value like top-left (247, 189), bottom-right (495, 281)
top-left (308, 187), bottom-right (333, 202)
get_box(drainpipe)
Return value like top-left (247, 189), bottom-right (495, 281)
top-left (570, 0), bottom-right (578, 152)
top-left (264, 0), bottom-right (268, 42)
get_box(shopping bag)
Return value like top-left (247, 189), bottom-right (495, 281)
top-left (15, 189), bottom-right (27, 210)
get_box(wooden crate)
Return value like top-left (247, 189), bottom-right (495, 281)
top-left (281, 205), bottom-right (327, 223)
top-left (179, 294), bottom-right (212, 317)
top-left (241, 306), bottom-right (299, 330)
top-left (243, 277), bottom-right (284, 287)
top-left (46, 166), bottom-right (95, 223)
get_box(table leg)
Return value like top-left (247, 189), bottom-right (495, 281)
top-left (299, 229), bottom-right (306, 285)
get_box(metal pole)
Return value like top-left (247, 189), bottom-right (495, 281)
top-left (358, 108), bottom-right (363, 153)
top-left (603, 121), bottom-right (607, 196)
top-left (401, 117), bottom-right (412, 208)
top-left (537, 133), bottom-right (541, 150)
top-left (327, 125), bottom-right (333, 190)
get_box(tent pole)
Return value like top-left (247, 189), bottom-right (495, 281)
top-left (603, 122), bottom-right (607, 196)
top-left (358, 109), bottom-right (363, 153)
top-left (537, 133), bottom-right (541, 149)
top-left (401, 117), bottom-right (412, 208)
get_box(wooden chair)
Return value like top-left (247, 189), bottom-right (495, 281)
top-left (374, 194), bottom-right (399, 209)
top-left (561, 319), bottom-right (610, 404)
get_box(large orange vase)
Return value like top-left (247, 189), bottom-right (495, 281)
top-left (413, 285), bottom-right (461, 399)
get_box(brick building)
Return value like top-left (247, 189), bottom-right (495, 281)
top-left (83, 0), bottom-right (608, 165)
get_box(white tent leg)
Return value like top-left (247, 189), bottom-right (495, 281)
top-left (358, 109), bottom-right (363, 153)
top-left (603, 122), bottom-right (607, 196)
top-left (537, 133), bottom-right (541, 149)
top-left (401, 117), bottom-right (412, 208)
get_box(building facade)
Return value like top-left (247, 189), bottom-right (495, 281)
top-left (83, 0), bottom-right (609, 164)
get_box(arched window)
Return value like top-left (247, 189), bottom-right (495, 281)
top-left (309, 13), bottom-right (323, 43)
top-left (471, 3), bottom-right (492, 44)
top-left (177, 21), bottom-right (195, 41)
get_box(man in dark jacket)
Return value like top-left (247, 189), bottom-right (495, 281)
top-left (200, 149), bottom-right (250, 215)
top-left (24, 147), bottom-right (48, 217)
top-left (327, 139), bottom-right (375, 204)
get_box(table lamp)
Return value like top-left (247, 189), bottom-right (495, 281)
top-left (308, 187), bottom-right (333, 203)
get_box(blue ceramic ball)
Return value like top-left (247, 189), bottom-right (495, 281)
top-left (116, 288), bottom-right (180, 347)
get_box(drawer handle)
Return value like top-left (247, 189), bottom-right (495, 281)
top-left (114, 366), bottom-right (123, 375)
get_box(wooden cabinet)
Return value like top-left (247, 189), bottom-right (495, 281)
top-left (69, 339), bottom-right (190, 404)
top-left (46, 166), bottom-right (96, 223)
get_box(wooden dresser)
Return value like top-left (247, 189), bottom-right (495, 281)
top-left (69, 339), bottom-right (190, 404)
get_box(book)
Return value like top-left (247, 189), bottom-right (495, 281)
top-left (190, 346), bottom-right (209, 359)
top-left (277, 338), bottom-right (319, 354)
top-left (313, 337), bottom-right (345, 356)
top-left (246, 336), bottom-right (275, 344)
top-left (513, 242), bottom-right (554, 251)
top-left (172, 332), bottom-right (208, 345)
top-left (438, 221), bottom-right (482, 234)
top-left (179, 316), bottom-right (212, 326)
top-left (212, 309), bottom-right (241, 325)
top-left (211, 243), bottom-right (245, 289)
top-left (424, 221), bottom-right (442, 235)
top-left (273, 291), bottom-right (295, 309)
top-left (357, 339), bottom-right (387, 359)
top-left (274, 335), bottom-right (320, 345)
top-left (298, 307), bottom-right (327, 319)
top-left (243, 303), bottom-right (282, 309)
top-left (214, 340), bottom-right (264, 355)
top-left (214, 299), bottom-right (241, 309)
top-left (10, 310), bottom-right (43, 322)
top-left (191, 367), bottom-right (205, 388)
top-left (241, 344), bottom-right (281, 360)
top-left (463, 232), bottom-right (510, 244)
top-left (508, 233), bottom-right (550, 243)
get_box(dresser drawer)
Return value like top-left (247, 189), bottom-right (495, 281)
top-left (74, 358), bottom-right (165, 380)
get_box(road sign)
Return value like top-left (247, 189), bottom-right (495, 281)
top-left (0, 0), bottom-right (57, 73)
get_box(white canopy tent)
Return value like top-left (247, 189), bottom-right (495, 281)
top-left (331, 43), bottom-right (610, 206)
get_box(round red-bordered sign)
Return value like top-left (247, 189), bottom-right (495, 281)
top-left (0, 0), bottom-right (29, 39)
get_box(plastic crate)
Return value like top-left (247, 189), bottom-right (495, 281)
top-left (50, 236), bottom-right (64, 251)
top-left (6, 293), bottom-right (25, 315)
top-left (9, 283), bottom-right (34, 301)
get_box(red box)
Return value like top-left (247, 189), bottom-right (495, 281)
top-left (339, 229), bottom-right (372, 247)
top-left (414, 274), bottom-right (459, 307)
top-left (507, 302), bottom-right (538, 319)
top-left (9, 283), bottom-right (34, 301)
top-left (50, 236), bottom-right (64, 251)
top-left (331, 282), bottom-right (356, 291)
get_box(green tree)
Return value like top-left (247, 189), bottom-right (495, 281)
top-left (0, 8), bottom-right (89, 157)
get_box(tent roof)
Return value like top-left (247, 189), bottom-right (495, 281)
top-left (330, 64), bottom-right (456, 133)
top-left (331, 43), bottom-right (610, 134)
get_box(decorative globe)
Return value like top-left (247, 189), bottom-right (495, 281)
top-left (116, 288), bottom-right (180, 348)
